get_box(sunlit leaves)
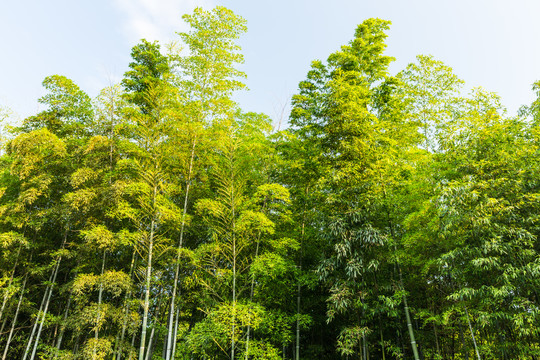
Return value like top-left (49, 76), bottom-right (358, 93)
top-left (72, 271), bottom-right (132, 300)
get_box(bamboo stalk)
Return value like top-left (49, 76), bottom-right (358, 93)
top-left (29, 255), bottom-right (62, 360)
top-left (139, 217), bottom-right (155, 360)
top-left (244, 231), bottom-right (262, 359)
top-left (170, 307), bottom-right (180, 359)
top-left (166, 138), bottom-right (196, 360)
top-left (93, 251), bottom-right (107, 358)
top-left (464, 307), bottom-right (481, 360)
top-left (1, 273), bottom-right (27, 360)
top-left (54, 294), bottom-right (72, 359)
top-left (22, 268), bottom-right (53, 360)
top-left (116, 250), bottom-right (136, 360)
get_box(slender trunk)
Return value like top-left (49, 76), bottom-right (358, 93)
top-left (464, 307), bottom-right (481, 360)
top-left (361, 308), bottom-right (367, 360)
top-left (166, 138), bottom-right (196, 360)
top-left (385, 194), bottom-right (419, 360)
top-left (362, 332), bottom-right (367, 360)
top-left (117, 250), bottom-right (136, 360)
top-left (144, 287), bottom-right (165, 360)
top-left (29, 255), bottom-right (62, 360)
top-left (93, 251), bottom-right (107, 358)
top-left (114, 332), bottom-right (121, 360)
top-left (231, 231), bottom-right (236, 360)
top-left (244, 191), bottom-right (273, 360)
top-left (295, 279), bottom-right (301, 360)
top-left (401, 282), bottom-right (419, 360)
top-left (0, 317), bottom-right (7, 338)
top-left (231, 163), bottom-right (236, 360)
top-left (162, 324), bottom-right (168, 360)
top-left (367, 341), bottom-right (370, 360)
top-left (22, 267), bottom-right (54, 359)
top-left (244, 232), bottom-right (261, 359)
top-left (54, 294), bottom-right (72, 359)
top-left (139, 159), bottom-right (159, 360)
top-left (51, 318), bottom-right (59, 347)
top-left (391, 239), bottom-right (420, 360)
top-left (139, 217), bottom-right (155, 360)
top-left (389, 247), bottom-right (416, 360)
top-left (2, 273), bottom-right (27, 360)
top-left (171, 307), bottom-right (180, 359)
top-left (296, 196), bottom-right (307, 360)
top-left (73, 333), bottom-right (80, 355)
top-left (23, 236), bottom-right (64, 360)
top-left (144, 327), bottom-right (156, 360)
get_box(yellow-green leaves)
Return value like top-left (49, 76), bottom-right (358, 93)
top-left (398, 55), bottom-right (464, 152)
top-left (187, 302), bottom-right (267, 357)
top-left (8, 128), bottom-right (66, 179)
top-left (0, 231), bottom-right (28, 250)
top-left (177, 6), bottom-right (247, 122)
top-left (81, 338), bottom-right (113, 360)
top-left (73, 270), bottom-right (132, 299)
top-left (22, 75), bottom-right (93, 139)
top-left (80, 225), bottom-right (115, 250)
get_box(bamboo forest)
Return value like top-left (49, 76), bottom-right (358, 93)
top-left (2, 6), bottom-right (540, 360)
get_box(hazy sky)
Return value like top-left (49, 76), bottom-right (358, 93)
top-left (1, 0), bottom-right (539, 125)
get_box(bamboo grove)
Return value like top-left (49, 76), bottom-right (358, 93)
top-left (1, 6), bottom-right (540, 360)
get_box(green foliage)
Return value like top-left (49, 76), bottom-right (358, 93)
top-left (122, 40), bottom-right (170, 114)
top-left (177, 6), bottom-right (247, 120)
top-left (3, 6), bottom-right (540, 360)
top-left (22, 75), bottom-right (94, 139)
top-left (398, 54), bottom-right (464, 151)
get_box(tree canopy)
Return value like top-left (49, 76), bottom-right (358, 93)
top-left (1, 7), bottom-right (540, 360)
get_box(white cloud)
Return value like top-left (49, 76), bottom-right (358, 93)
top-left (113, 0), bottom-right (215, 44)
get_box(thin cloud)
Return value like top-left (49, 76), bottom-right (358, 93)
top-left (113, 0), bottom-right (215, 44)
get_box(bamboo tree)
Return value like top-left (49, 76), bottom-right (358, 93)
top-left (188, 111), bottom-right (282, 359)
top-left (120, 38), bottom-right (171, 360)
top-left (122, 40), bottom-right (181, 360)
top-left (162, 8), bottom-right (248, 359)
top-left (115, 249), bottom-right (137, 360)
top-left (139, 186), bottom-right (157, 360)
top-left (1, 75), bottom-right (91, 359)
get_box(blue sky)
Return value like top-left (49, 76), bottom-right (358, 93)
top-left (1, 0), bottom-right (539, 126)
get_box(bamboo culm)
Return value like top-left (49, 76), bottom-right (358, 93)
top-left (465, 307), bottom-right (481, 360)
top-left (166, 138), bottom-right (196, 360)
top-left (54, 294), bottom-right (72, 359)
top-left (1, 273), bottom-right (27, 360)
top-left (29, 256), bottom-right (62, 360)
